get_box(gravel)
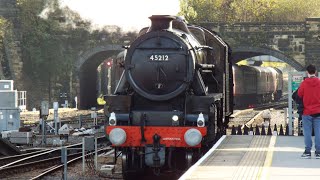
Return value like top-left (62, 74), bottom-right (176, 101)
top-left (229, 108), bottom-right (302, 135)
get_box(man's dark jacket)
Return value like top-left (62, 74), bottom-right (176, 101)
top-left (292, 89), bottom-right (303, 119)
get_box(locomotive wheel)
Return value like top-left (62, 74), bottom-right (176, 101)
top-left (122, 149), bottom-right (144, 180)
top-left (185, 151), bottom-right (193, 168)
top-left (122, 150), bottom-right (139, 180)
top-left (122, 150), bottom-right (131, 179)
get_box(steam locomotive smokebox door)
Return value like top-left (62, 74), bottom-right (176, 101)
top-left (125, 30), bottom-right (194, 101)
top-left (104, 95), bottom-right (131, 113)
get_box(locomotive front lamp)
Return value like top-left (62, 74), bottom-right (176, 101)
top-left (172, 115), bottom-right (179, 126)
top-left (197, 112), bottom-right (205, 127)
top-left (109, 112), bottom-right (117, 126)
top-left (109, 128), bottom-right (127, 146)
top-left (172, 115), bottom-right (179, 121)
top-left (184, 128), bottom-right (202, 146)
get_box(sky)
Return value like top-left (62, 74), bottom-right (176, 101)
top-left (60, 0), bottom-right (181, 31)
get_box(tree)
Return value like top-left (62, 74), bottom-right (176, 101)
top-left (17, 0), bottom-right (92, 103)
top-left (270, 0), bottom-right (320, 22)
top-left (0, 17), bottom-right (16, 79)
top-left (16, 0), bottom-right (138, 106)
top-left (179, 0), bottom-right (320, 23)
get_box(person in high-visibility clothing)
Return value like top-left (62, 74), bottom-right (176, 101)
top-left (97, 94), bottom-right (106, 105)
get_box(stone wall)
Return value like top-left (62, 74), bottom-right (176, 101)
top-left (305, 18), bottom-right (320, 67)
top-left (200, 19), bottom-right (320, 70)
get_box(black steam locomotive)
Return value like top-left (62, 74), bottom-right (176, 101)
top-left (104, 15), bottom-right (233, 178)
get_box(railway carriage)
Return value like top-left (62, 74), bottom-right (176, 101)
top-left (233, 65), bottom-right (283, 108)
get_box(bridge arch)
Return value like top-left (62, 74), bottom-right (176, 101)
top-left (75, 45), bottom-right (123, 109)
top-left (232, 46), bottom-right (304, 70)
top-left (75, 45), bottom-right (303, 109)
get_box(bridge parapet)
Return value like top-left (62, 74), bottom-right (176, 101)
top-left (305, 18), bottom-right (320, 69)
top-left (200, 18), bottom-right (320, 70)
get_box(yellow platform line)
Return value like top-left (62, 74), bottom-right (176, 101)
top-left (179, 135), bottom-right (227, 180)
top-left (258, 135), bottom-right (277, 180)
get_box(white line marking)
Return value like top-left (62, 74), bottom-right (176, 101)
top-left (179, 135), bottom-right (226, 180)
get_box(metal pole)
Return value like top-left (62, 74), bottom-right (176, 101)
top-left (288, 72), bottom-right (293, 135)
top-left (59, 117), bottom-right (61, 131)
top-left (41, 118), bottom-right (46, 145)
top-left (64, 151), bottom-right (67, 180)
top-left (82, 137), bottom-right (85, 174)
top-left (41, 118), bottom-right (44, 145)
top-left (61, 147), bottom-right (67, 180)
top-left (54, 102), bottom-right (59, 135)
top-left (54, 110), bottom-right (58, 135)
top-left (79, 115), bottom-right (82, 128)
top-left (95, 136), bottom-right (98, 170)
top-left (44, 118), bottom-right (46, 145)
top-left (40, 101), bottom-right (49, 145)
top-left (284, 108), bottom-right (288, 125)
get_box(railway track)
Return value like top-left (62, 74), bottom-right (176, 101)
top-left (30, 147), bottom-right (112, 180)
top-left (228, 98), bottom-right (289, 136)
top-left (253, 101), bottom-right (287, 110)
top-left (230, 95), bottom-right (288, 123)
top-left (0, 137), bottom-right (110, 179)
top-left (0, 149), bottom-right (50, 166)
top-left (229, 109), bottom-right (263, 128)
top-left (0, 143), bottom-right (82, 178)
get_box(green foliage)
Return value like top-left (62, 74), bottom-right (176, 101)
top-left (0, 17), bottom-right (7, 41)
top-left (16, 0), bottom-right (138, 104)
top-left (179, 0), bottom-right (235, 23)
top-left (179, 0), bottom-right (320, 23)
top-left (270, 0), bottom-right (320, 22)
top-left (0, 16), bottom-right (15, 79)
top-left (18, 0), bottom-right (63, 80)
top-left (178, 0), bottom-right (200, 22)
top-left (0, 17), bottom-right (11, 48)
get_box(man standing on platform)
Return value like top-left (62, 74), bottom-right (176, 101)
top-left (298, 64), bottom-right (320, 159)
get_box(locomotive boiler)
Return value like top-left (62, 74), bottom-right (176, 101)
top-left (104, 15), bottom-right (233, 178)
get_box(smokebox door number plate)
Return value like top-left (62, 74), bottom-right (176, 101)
top-left (149, 55), bottom-right (169, 61)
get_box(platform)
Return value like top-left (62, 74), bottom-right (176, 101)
top-left (180, 135), bottom-right (320, 180)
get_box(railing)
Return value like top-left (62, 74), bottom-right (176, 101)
top-left (18, 91), bottom-right (26, 111)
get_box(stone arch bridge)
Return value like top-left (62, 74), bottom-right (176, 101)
top-left (3, 1), bottom-right (319, 108)
top-left (75, 45), bottom-right (122, 109)
top-left (199, 18), bottom-right (320, 70)
top-left (77, 18), bottom-right (320, 108)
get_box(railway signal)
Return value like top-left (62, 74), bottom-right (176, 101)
top-left (105, 60), bottom-right (112, 67)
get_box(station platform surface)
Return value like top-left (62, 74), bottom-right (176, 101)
top-left (179, 135), bottom-right (320, 180)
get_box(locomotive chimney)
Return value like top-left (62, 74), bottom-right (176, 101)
top-left (148, 15), bottom-right (175, 32)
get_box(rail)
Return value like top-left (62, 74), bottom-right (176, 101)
top-left (0, 136), bottom-right (108, 179)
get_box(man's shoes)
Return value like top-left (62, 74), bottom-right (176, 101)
top-left (315, 152), bottom-right (320, 159)
top-left (301, 151), bottom-right (311, 159)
